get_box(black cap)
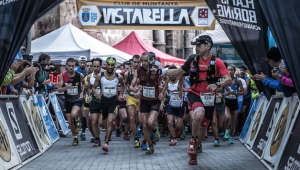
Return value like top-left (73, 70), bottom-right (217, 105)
top-left (191, 35), bottom-right (213, 46)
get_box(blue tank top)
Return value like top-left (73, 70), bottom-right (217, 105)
top-left (229, 77), bottom-right (238, 91)
top-left (225, 77), bottom-right (238, 100)
top-left (75, 66), bottom-right (88, 77)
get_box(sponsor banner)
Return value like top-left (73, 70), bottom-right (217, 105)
top-left (251, 95), bottom-right (283, 157)
top-left (19, 95), bottom-right (51, 152)
top-left (36, 95), bottom-right (60, 143)
top-left (277, 94), bottom-right (300, 170)
top-left (76, 0), bottom-right (215, 30)
top-left (205, 0), bottom-right (274, 99)
top-left (49, 94), bottom-right (69, 135)
top-left (211, 44), bottom-right (245, 66)
top-left (245, 95), bottom-right (268, 148)
top-left (239, 98), bottom-right (258, 143)
top-left (0, 96), bottom-right (39, 162)
top-left (0, 108), bottom-right (21, 170)
top-left (263, 94), bottom-right (300, 167)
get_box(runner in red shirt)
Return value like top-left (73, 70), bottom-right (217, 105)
top-left (152, 35), bottom-right (231, 165)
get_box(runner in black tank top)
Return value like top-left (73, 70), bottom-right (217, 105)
top-left (92, 57), bottom-right (125, 153)
top-left (58, 58), bottom-right (85, 146)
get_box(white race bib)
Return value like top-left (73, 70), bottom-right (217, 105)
top-left (67, 86), bottom-right (78, 95)
top-left (226, 90), bottom-right (237, 99)
top-left (142, 86), bottom-right (155, 98)
top-left (200, 92), bottom-right (215, 106)
top-left (96, 87), bottom-right (101, 94)
top-left (216, 93), bottom-right (222, 103)
top-left (170, 91), bottom-right (182, 107)
top-left (103, 85), bottom-right (116, 98)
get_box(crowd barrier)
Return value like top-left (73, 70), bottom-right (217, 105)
top-left (240, 93), bottom-right (300, 170)
top-left (0, 94), bottom-right (69, 170)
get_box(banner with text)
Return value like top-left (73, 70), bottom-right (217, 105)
top-left (0, 109), bottom-right (21, 170)
top-left (20, 96), bottom-right (51, 152)
top-left (251, 96), bottom-right (282, 157)
top-left (245, 95), bottom-right (268, 149)
top-left (263, 94), bottom-right (300, 168)
top-left (37, 95), bottom-right (60, 143)
top-left (0, 97), bottom-right (39, 162)
top-left (205, 0), bottom-right (273, 99)
top-left (49, 94), bottom-right (69, 135)
top-left (76, 0), bottom-right (215, 30)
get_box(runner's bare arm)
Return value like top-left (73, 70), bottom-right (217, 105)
top-left (221, 74), bottom-right (232, 88)
top-left (80, 73), bottom-right (85, 98)
top-left (123, 71), bottom-right (129, 91)
top-left (237, 79), bottom-right (245, 95)
top-left (129, 69), bottom-right (138, 92)
top-left (159, 77), bottom-right (169, 100)
top-left (92, 74), bottom-right (101, 99)
top-left (87, 75), bottom-right (92, 102)
top-left (118, 74), bottom-right (125, 96)
top-left (178, 76), bottom-right (184, 99)
top-left (223, 86), bottom-right (232, 96)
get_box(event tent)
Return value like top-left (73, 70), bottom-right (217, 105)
top-left (31, 23), bottom-right (132, 63)
top-left (194, 22), bottom-right (231, 44)
top-left (114, 31), bottom-right (186, 66)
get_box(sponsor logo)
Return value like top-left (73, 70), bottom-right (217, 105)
top-left (285, 156), bottom-right (300, 170)
top-left (270, 103), bottom-right (289, 156)
top-left (266, 102), bottom-right (280, 138)
top-left (6, 102), bottom-right (22, 140)
top-left (0, 120), bottom-right (11, 162)
top-left (191, 7), bottom-right (214, 27)
top-left (250, 102), bottom-right (264, 140)
top-left (79, 6), bottom-right (101, 26)
top-left (257, 138), bottom-right (267, 151)
top-left (0, 0), bottom-right (18, 6)
top-left (82, 8), bottom-right (90, 22)
top-left (198, 8), bottom-right (208, 25)
top-left (31, 101), bottom-right (49, 145)
top-left (16, 141), bottom-right (34, 156)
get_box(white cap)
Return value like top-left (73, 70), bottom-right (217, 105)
top-left (79, 56), bottom-right (87, 61)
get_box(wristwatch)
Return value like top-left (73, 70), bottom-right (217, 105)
top-left (215, 82), bottom-right (221, 88)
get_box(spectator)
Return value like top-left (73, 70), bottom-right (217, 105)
top-left (34, 54), bottom-right (52, 94)
top-left (0, 59), bottom-right (23, 94)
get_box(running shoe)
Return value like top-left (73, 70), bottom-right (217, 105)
top-left (116, 127), bottom-right (121, 137)
top-left (72, 138), bottom-right (79, 146)
top-left (102, 143), bottom-right (108, 152)
top-left (101, 128), bottom-right (106, 132)
top-left (90, 137), bottom-right (95, 143)
top-left (229, 137), bottom-right (235, 144)
top-left (124, 133), bottom-right (130, 140)
top-left (80, 133), bottom-right (86, 141)
top-left (134, 140), bottom-right (140, 148)
top-left (187, 139), bottom-right (197, 155)
top-left (189, 154), bottom-right (197, 165)
top-left (214, 140), bottom-right (220, 147)
top-left (93, 138), bottom-right (101, 147)
top-left (136, 125), bottom-right (142, 138)
top-left (175, 129), bottom-right (181, 138)
top-left (141, 140), bottom-right (147, 150)
top-left (180, 131), bottom-right (186, 140)
top-left (197, 143), bottom-right (202, 153)
top-left (145, 146), bottom-right (154, 155)
top-left (169, 139), bottom-right (178, 146)
top-left (224, 129), bottom-right (230, 140)
top-left (152, 128), bottom-right (160, 143)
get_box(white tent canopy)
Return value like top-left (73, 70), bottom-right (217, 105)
top-left (31, 23), bottom-right (132, 63)
top-left (195, 22), bottom-right (231, 44)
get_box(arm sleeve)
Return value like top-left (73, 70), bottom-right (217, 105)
top-left (262, 77), bottom-right (283, 91)
top-left (1, 70), bottom-right (15, 87)
top-left (181, 57), bottom-right (193, 72)
top-left (280, 75), bottom-right (294, 87)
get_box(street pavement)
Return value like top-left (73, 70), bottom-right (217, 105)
top-left (21, 131), bottom-right (267, 170)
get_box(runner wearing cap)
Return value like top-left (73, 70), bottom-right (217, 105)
top-left (58, 58), bottom-right (85, 146)
top-left (92, 57), bottom-right (125, 152)
top-left (150, 35), bottom-right (231, 164)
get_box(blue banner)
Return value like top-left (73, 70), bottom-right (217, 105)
top-left (240, 98), bottom-right (259, 142)
top-left (49, 94), bottom-right (69, 135)
top-left (37, 95), bottom-right (59, 143)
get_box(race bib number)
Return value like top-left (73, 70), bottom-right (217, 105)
top-left (143, 86), bottom-right (155, 98)
top-left (67, 86), bottom-right (78, 95)
top-left (103, 86), bottom-right (116, 98)
top-left (170, 91), bottom-right (182, 107)
top-left (96, 87), bottom-right (101, 94)
top-left (200, 92), bottom-right (215, 106)
top-left (216, 93), bottom-right (222, 103)
top-left (226, 90), bottom-right (237, 99)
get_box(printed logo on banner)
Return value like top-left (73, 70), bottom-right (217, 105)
top-left (270, 103), bottom-right (289, 156)
top-left (6, 102), bottom-right (22, 140)
top-left (30, 101), bottom-right (49, 145)
top-left (198, 8), bottom-right (208, 25)
top-left (0, 120), bottom-right (11, 162)
top-left (289, 102), bottom-right (299, 130)
top-left (79, 6), bottom-right (101, 26)
top-left (250, 102), bottom-right (264, 140)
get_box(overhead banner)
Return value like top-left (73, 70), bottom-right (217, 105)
top-left (245, 95), bottom-right (268, 149)
top-left (19, 96), bottom-right (51, 152)
top-left (0, 96), bottom-right (39, 162)
top-left (0, 109), bottom-right (21, 170)
top-left (37, 95), bottom-right (60, 143)
top-left (263, 95), bottom-right (300, 168)
top-left (76, 0), bottom-right (215, 30)
top-left (49, 94), bottom-right (69, 135)
top-left (251, 96), bottom-right (283, 157)
top-left (205, 0), bottom-right (274, 99)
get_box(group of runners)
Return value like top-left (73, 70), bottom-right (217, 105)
top-left (57, 35), bottom-right (250, 165)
